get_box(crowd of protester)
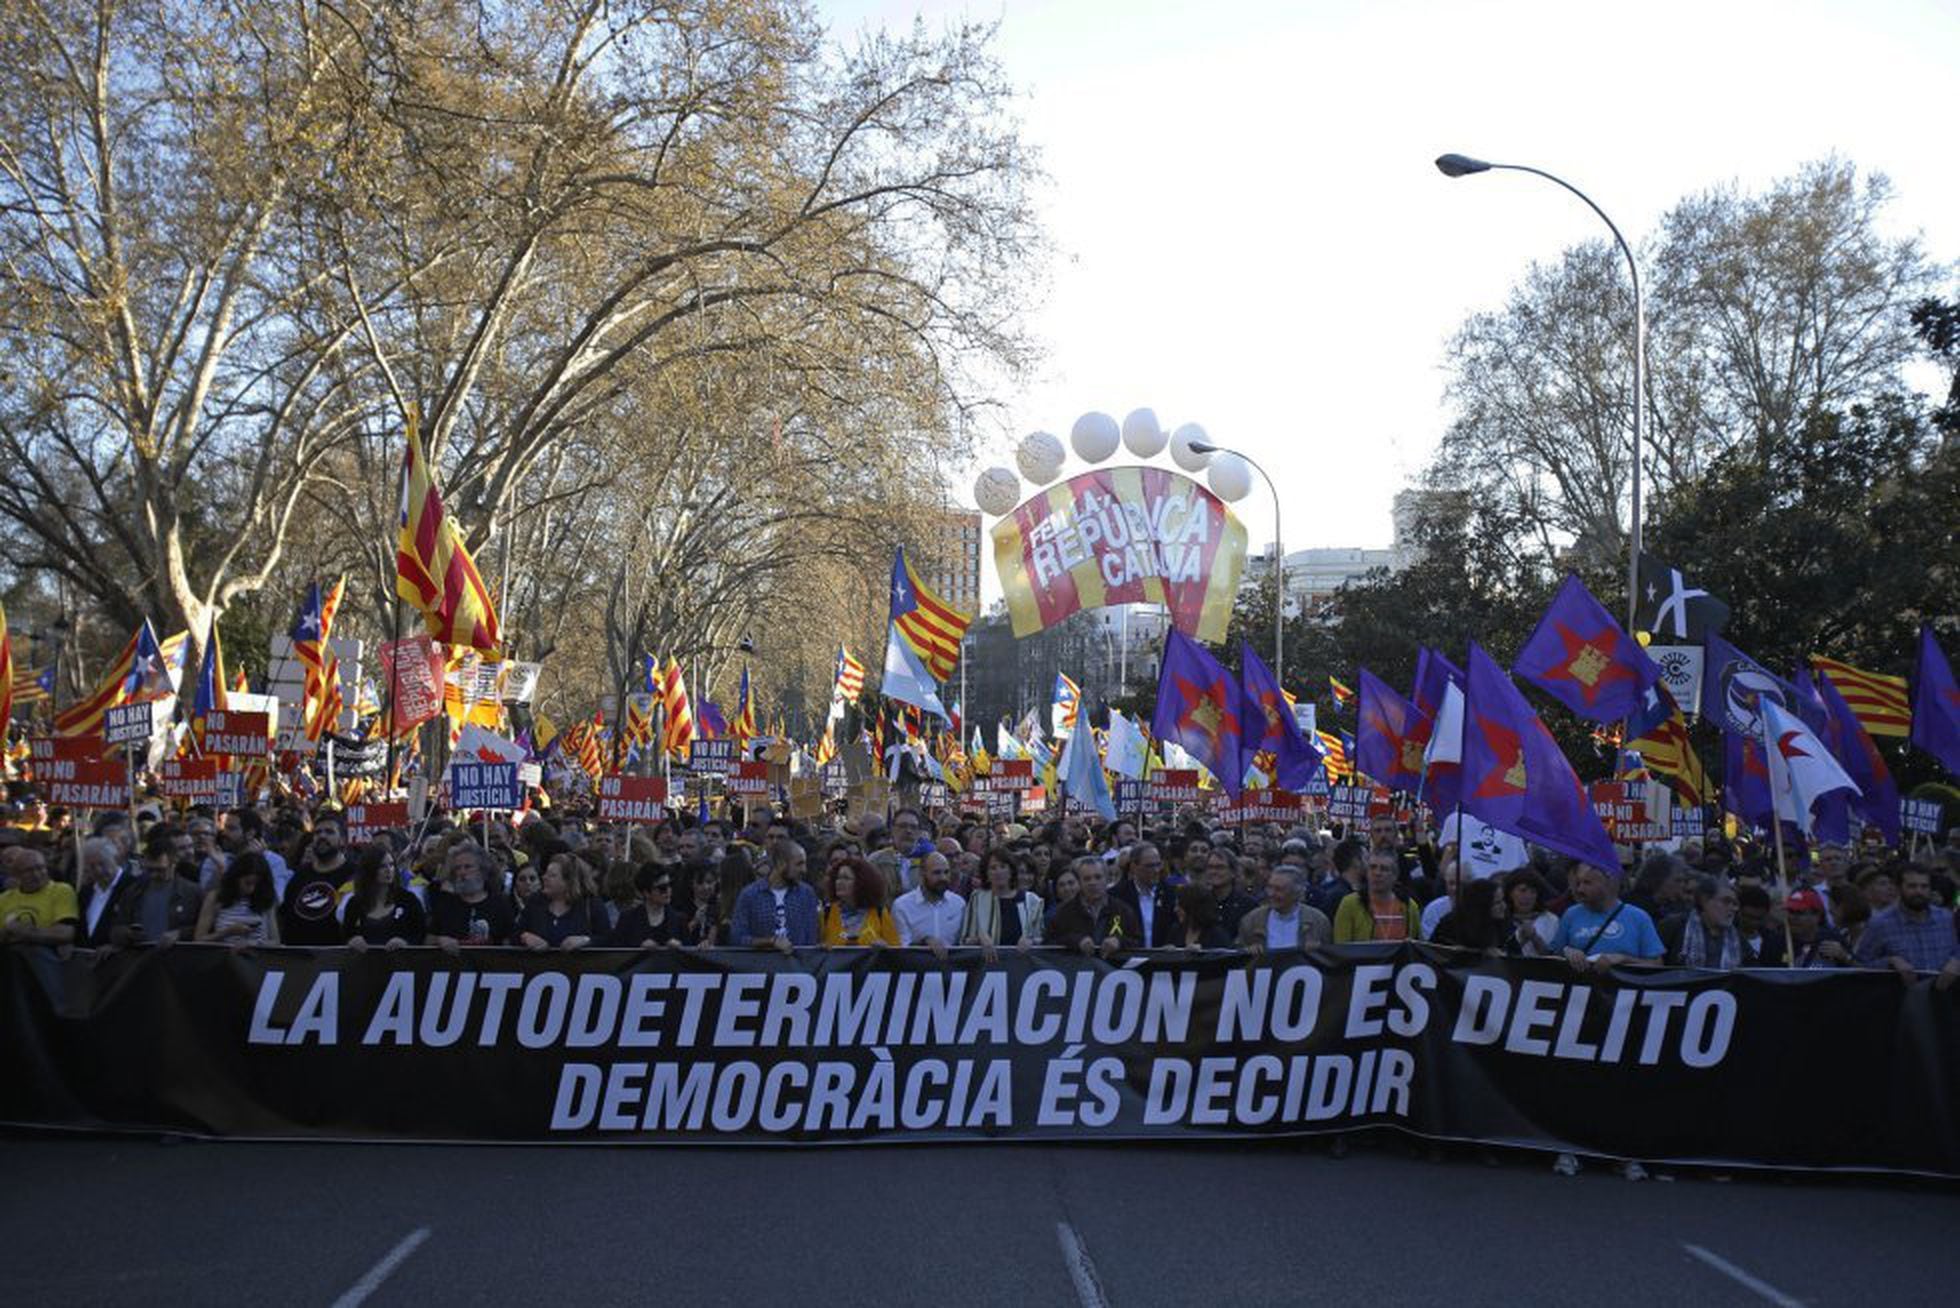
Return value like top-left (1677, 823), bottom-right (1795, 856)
top-left (6, 786), bottom-right (1959, 1175)
top-left (3, 789), bottom-right (1957, 987)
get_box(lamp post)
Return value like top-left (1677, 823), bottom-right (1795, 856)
top-left (1189, 441), bottom-right (1284, 686)
top-left (1434, 152), bottom-right (1645, 634)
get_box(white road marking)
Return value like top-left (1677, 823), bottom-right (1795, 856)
top-left (1055, 1220), bottom-right (1112, 1308)
top-left (1681, 1242), bottom-right (1804, 1307)
top-left (331, 1226), bottom-right (431, 1308)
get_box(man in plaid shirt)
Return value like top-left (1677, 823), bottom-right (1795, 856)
top-left (1854, 866), bottom-right (1960, 988)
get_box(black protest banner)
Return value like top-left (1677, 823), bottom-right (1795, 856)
top-left (1, 945), bottom-right (1954, 1174)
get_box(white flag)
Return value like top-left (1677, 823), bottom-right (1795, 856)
top-left (1761, 700), bottom-right (1860, 836)
top-left (1424, 680), bottom-right (1465, 767)
top-left (1103, 708), bottom-right (1148, 780)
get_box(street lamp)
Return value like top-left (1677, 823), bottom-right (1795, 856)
top-left (1188, 440), bottom-right (1285, 687)
top-left (1434, 152), bottom-right (1646, 633)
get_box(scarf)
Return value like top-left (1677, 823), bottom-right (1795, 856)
top-left (1681, 920), bottom-right (1741, 970)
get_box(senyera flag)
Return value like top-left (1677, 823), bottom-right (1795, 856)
top-left (396, 407), bottom-right (501, 655)
top-left (991, 466), bottom-right (1247, 643)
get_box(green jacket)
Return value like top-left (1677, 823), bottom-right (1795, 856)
top-left (1332, 891), bottom-right (1422, 943)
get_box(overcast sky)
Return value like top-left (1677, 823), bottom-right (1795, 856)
top-left (819, 0), bottom-right (1959, 566)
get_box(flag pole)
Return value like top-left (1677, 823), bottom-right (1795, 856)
top-left (1756, 708), bottom-right (1799, 964)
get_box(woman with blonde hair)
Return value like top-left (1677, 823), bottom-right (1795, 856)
top-left (517, 852), bottom-right (607, 950)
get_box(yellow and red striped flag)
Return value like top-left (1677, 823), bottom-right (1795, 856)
top-left (1316, 729), bottom-right (1350, 780)
top-left (1328, 676), bottom-right (1356, 709)
top-left (661, 658), bottom-right (695, 757)
top-left (0, 600), bottom-right (12, 742)
top-left (396, 409), bottom-right (501, 654)
top-left (834, 645), bottom-right (866, 702)
top-left (1628, 695), bottom-right (1709, 805)
top-left (889, 546), bottom-right (972, 682)
top-left (1810, 654), bottom-right (1910, 738)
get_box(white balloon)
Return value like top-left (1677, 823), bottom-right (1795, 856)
top-left (973, 466), bottom-right (1023, 516)
top-left (1207, 452), bottom-right (1253, 502)
top-left (1169, 423), bottom-right (1214, 472)
top-left (1070, 411), bottom-right (1121, 463)
top-left (1121, 407), bottom-right (1167, 458)
top-left (1016, 430), bottom-right (1066, 483)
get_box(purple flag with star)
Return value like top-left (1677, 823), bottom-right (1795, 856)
top-left (1513, 574), bottom-right (1660, 724)
top-left (1239, 643), bottom-right (1322, 792)
top-left (1911, 626), bottom-right (1960, 778)
top-left (1355, 667), bottom-right (1427, 795)
top-left (1462, 642), bottom-right (1621, 873)
top-left (1151, 630), bottom-right (1246, 799)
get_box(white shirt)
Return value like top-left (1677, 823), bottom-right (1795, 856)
top-left (893, 888), bottom-right (966, 946)
top-left (1420, 894), bottom-right (1452, 940)
top-left (1266, 909), bottom-right (1301, 951)
top-left (84, 870), bottom-right (124, 939)
top-left (1131, 881), bottom-right (1156, 944)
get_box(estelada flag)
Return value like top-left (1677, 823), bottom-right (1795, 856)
top-left (1627, 684), bottom-right (1709, 805)
top-left (396, 408), bottom-right (501, 654)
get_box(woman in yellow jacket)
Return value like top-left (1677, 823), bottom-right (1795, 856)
top-left (1332, 849), bottom-right (1423, 942)
top-left (820, 857), bottom-right (899, 947)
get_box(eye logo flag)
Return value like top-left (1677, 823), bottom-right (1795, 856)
top-left (1760, 699), bottom-right (1860, 838)
top-left (1514, 574), bottom-right (1662, 724)
top-left (1240, 644), bottom-right (1321, 792)
top-left (1810, 653), bottom-right (1910, 739)
top-left (1151, 630), bottom-right (1245, 800)
top-left (1355, 668), bottom-right (1427, 793)
top-left (889, 546), bottom-right (972, 683)
top-left (1461, 642), bottom-right (1620, 874)
top-left (1634, 553), bottom-right (1730, 640)
top-left (1910, 626), bottom-right (1960, 777)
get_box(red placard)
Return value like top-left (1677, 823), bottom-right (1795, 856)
top-left (158, 758), bottom-right (221, 801)
top-left (1147, 768), bottom-right (1200, 803)
top-left (1590, 782), bottom-right (1668, 842)
top-left (346, 802), bottom-right (411, 843)
top-left (379, 636), bottom-right (445, 731)
top-left (596, 774), bottom-right (670, 822)
top-left (1215, 788), bottom-right (1304, 824)
top-left (29, 736), bottom-right (103, 765)
top-left (47, 759), bottom-right (132, 810)
top-left (994, 758), bottom-right (1035, 791)
top-left (200, 710), bottom-right (272, 758)
top-left (726, 761), bottom-right (771, 796)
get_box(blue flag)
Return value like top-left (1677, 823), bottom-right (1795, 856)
top-left (1802, 667), bottom-right (1900, 845)
top-left (1513, 574), bottom-right (1660, 724)
top-left (1151, 630), bottom-right (1245, 799)
top-left (1461, 642), bottom-right (1620, 873)
top-left (1240, 644), bottom-right (1322, 792)
top-left (1059, 713), bottom-right (1116, 820)
top-left (1911, 626), bottom-right (1960, 777)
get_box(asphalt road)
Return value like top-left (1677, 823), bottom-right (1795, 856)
top-left (3, 1132), bottom-right (1952, 1307)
